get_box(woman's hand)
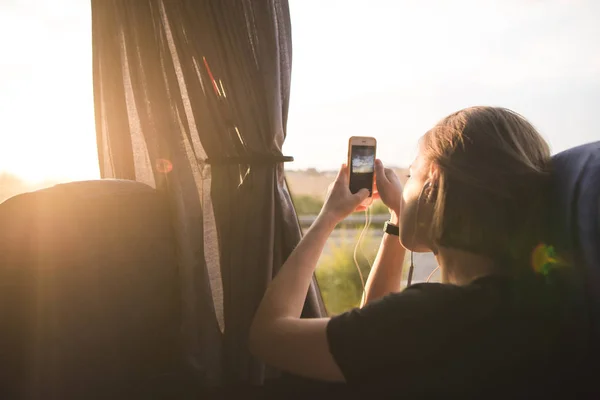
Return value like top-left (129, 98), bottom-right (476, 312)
top-left (374, 159), bottom-right (403, 218)
top-left (318, 164), bottom-right (370, 226)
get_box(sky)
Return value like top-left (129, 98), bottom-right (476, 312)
top-left (0, 0), bottom-right (96, 182)
top-left (0, 0), bottom-right (599, 182)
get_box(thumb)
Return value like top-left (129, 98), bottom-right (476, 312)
top-left (354, 188), bottom-right (370, 203)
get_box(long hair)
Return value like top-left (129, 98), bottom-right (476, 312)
top-left (422, 106), bottom-right (552, 273)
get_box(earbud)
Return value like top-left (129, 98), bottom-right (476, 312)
top-left (418, 181), bottom-right (432, 203)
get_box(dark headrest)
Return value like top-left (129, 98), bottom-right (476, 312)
top-left (550, 142), bottom-right (600, 264)
top-left (0, 179), bottom-right (181, 397)
top-left (550, 141), bottom-right (600, 323)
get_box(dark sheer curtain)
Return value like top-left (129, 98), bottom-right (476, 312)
top-left (92, 0), bottom-right (325, 386)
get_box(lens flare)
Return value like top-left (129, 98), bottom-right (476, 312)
top-left (156, 159), bottom-right (173, 174)
top-left (531, 243), bottom-right (558, 275)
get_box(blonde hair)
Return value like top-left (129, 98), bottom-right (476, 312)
top-left (423, 106), bottom-right (551, 271)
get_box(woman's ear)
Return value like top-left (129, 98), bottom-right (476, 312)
top-left (426, 163), bottom-right (440, 202)
top-left (427, 162), bottom-right (440, 184)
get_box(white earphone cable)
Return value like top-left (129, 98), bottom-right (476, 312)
top-left (354, 205), bottom-right (372, 305)
top-left (426, 265), bottom-right (440, 283)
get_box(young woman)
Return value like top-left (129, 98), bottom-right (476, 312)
top-left (249, 106), bottom-right (589, 396)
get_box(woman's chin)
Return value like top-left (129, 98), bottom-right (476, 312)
top-left (412, 244), bottom-right (433, 253)
top-left (399, 235), bottom-right (432, 253)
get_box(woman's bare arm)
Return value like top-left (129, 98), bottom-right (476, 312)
top-left (362, 212), bottom-right (406, 306)
top-left (249, 165), bottom-right (369, 382)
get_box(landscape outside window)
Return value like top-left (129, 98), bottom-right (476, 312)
top-left (2, 1), bottom-right (599, 315)
top-left (286, 169), bottom-right (436, 315)
top-left (283, 1), bottom-right (600, 315)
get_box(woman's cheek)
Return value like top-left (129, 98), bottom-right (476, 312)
top-left (398, 192), bottom-right (405, 216)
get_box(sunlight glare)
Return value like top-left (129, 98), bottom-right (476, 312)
top-left (0, 0), bottom-right (99, 184)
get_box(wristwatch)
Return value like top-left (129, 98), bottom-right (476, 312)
top-left (383, 220), bottom-right (400, 236)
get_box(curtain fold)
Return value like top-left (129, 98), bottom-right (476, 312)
top-left (92, 0), bottom-right (325, 385)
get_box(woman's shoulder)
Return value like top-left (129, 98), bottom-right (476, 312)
top-left (388, 274), bottom-right (512, 302)
top-left (331, 277), bottom-right (500, 326)
top-left (344, 274), bottom-right (520, 326)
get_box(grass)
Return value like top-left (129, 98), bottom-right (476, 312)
top-left (290, 194), bottom-right (401, 315)
top-left (315, 227), bottom-right (409, 315)
top-left (314, 227), bottom-right (413, 316)
top-left (316, 231), bottom-right (376, 315)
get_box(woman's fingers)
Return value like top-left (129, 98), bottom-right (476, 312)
top-left (335, 164), bottom-right (349, 185)
top-left (375, 159), bottom-right (388, 184)
top-left (385, 167), bottom-right (400, 184)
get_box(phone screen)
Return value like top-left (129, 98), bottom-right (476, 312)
top-left (349, 145), bottom-right (376, 195)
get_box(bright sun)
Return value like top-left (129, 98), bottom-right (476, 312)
top-left (2, 0), bottom-right (598, 184)
top-left (0, 1), bottom-right (100, 184)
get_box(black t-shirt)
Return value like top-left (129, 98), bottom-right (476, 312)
top-left (326, 275), bottom-right (590, 397)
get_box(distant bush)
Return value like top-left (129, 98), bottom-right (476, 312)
top-left (292, 194), bottom-right (324, 215)
top-left (0, 174), bottom-right (62, 204)
top-left (291, 194), bottom-right (391, 217)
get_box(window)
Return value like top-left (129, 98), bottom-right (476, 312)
top-left (0, 0), bottom-right (98, 203)
top-left (2, 0), bottom-right (599, 316)
top-left (285, 0), bottom-right (600, 315)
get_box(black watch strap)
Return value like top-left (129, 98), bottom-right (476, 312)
top-left (383, 220), bottom-right (400, 236)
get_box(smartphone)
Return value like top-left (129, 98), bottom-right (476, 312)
top-left (347, 136), bottom-right (377, 206)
